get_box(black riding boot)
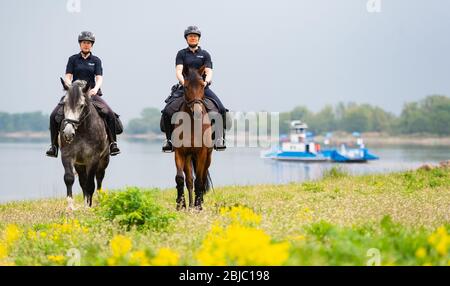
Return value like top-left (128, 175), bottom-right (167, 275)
top-left (46, 109), bottom-right (60, 158)
top-left (214, 112), bottom-right (227, 151)
top-left (162, 113), bottom-right (174, 152)
top-left (104, 115), bottom-right (120, 156)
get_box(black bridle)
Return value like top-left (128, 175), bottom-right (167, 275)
top-left (61, 104), bottom-right (91, 132)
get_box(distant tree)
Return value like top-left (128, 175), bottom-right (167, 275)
top-left (0, 111), bottom-right (47, 132)
top-left (126, 107), bottom-right (161, 134)
top-left (308, 105), bottom-right (336, 133)
top-left (399, 95), bottom-right (450, 135)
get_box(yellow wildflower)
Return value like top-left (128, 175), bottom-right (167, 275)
top-left (436, 240), bottom-right (448, 256)
top-left (427, 225), bottom-right (449, 257)
top-left (110, 235), bottom-right (132, 258)
top-left (415, 247), bottom-right (427, 259)
top-left (196, 223), bottom-right (289, 266)
top-left (47, 255), bottom-right (66, 264)
top-left (437, 226), bottom-right (447, 236)
top-left (220, 206), bottom-right (262, 226)
top-left (27, 230), bottom-right (37, 241)
top-left (4, 224), bottom-right (21, 245)
top-left (150, 248), bottom-right (179, 266)
top-left (130, 250), bottom-right (150, 266)
top-left (107, 257), bottom-right (118, 266)
top-left (0, 242), bottom-right (7, 260)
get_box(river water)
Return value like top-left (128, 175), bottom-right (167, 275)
top-left (0, 141), bottom-right (449, 202)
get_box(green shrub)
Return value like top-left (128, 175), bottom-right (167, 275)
top-left (97, 187), bottom-right (176, 231)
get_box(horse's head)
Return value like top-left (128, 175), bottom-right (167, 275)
top-left (183, 65), bottom-right (206, 120)
top-left (60, 78), bottom-right (90, 143)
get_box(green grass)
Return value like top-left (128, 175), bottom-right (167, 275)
top-left (0, 167), bottom-right (449, 266)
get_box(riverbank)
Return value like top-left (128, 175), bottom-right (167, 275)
top-left (0, 164), bottom-right (449, 266)
top-left (2, 131), bottom-right (450, 146)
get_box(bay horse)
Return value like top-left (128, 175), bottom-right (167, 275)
top-left (173, 65), bottom-right (213, 211)
top-left (59, 78), bottom-right (110, 210)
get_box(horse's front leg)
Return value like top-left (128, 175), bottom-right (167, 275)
top-left (194, 150), bottom-right (207, 211)
top-left (184, 155), bottom-right (194, 209)
top-left (85, 162), bottom-right (99, 208)
top-left (62, 155), bottom-right (76, 211)
top-left (175, 150), bottom-right (186, 210)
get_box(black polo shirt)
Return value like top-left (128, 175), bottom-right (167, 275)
top-left (65, 52), bottom-right (103, 89)
top-left (175, 47), bottom-right (213, 69)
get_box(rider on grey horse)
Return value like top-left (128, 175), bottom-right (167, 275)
top-left (161, 26), bottom-right (228, 152)
top-left (46, 31), bottom-right (121, 158)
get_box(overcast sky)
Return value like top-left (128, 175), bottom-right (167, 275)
top-left (1, 0), bottom-right (449, 122)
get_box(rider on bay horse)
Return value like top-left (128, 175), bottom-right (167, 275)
top-left (161, 26), bottom-right (227, 152)
top-left (46, 31), bottom-right (121, 158)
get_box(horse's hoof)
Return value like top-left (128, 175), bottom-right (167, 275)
top-left (66, 197), bottom-right (77, 212)
top-left (176, 203), bottom-right (187, 211)
top-left (66, 205), bottom-right (77, 213)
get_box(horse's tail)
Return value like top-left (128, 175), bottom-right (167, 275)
top-left (191, 157), bottom-right (214, 193)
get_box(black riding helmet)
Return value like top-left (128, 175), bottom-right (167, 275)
top-left (184, 26), bottom-right (201, 39)
top-left (78, 31), bottom-right (95, 44)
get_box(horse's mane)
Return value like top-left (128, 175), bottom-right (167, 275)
top-left (186, 68), bottom-right (203, 88)
top-left (68, 80), bottom-right (86, 110)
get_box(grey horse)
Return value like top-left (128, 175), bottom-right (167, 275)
top-left (59, 78), bottom-right (110, 210)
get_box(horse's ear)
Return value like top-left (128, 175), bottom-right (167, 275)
top-left (198, 65), bottom-right (206, 77)
top-left (182, 65), bottom-right (189, 79)
top-left (60, 77), bottom-right (69, 90)
top-left (82, 84), bottom-right (90, 94)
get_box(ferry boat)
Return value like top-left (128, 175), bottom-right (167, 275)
top-left (328, 132), bottom-right (379, 163)
top-left (261, 121), bottom-right (329, 162)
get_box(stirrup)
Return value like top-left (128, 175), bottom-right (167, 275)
top-left (109, 142), bottom-right (121, 156)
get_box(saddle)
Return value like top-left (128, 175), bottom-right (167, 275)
top-left (160, 84), bottom-right (229, 132)
top-left (165, 83), bottom-right (220, 113)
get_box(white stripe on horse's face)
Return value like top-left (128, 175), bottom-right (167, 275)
top-left (64, 94), bottom-right (86, 121)
top-left (62, 87), bottom-right (86, 142)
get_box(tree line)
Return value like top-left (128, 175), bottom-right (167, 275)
top-left (0, 112), bottom-right (48, 132)
top-left (1, 95), bottom-right (449, 136)
top-left (278, 95), bottom-right (450, 135)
